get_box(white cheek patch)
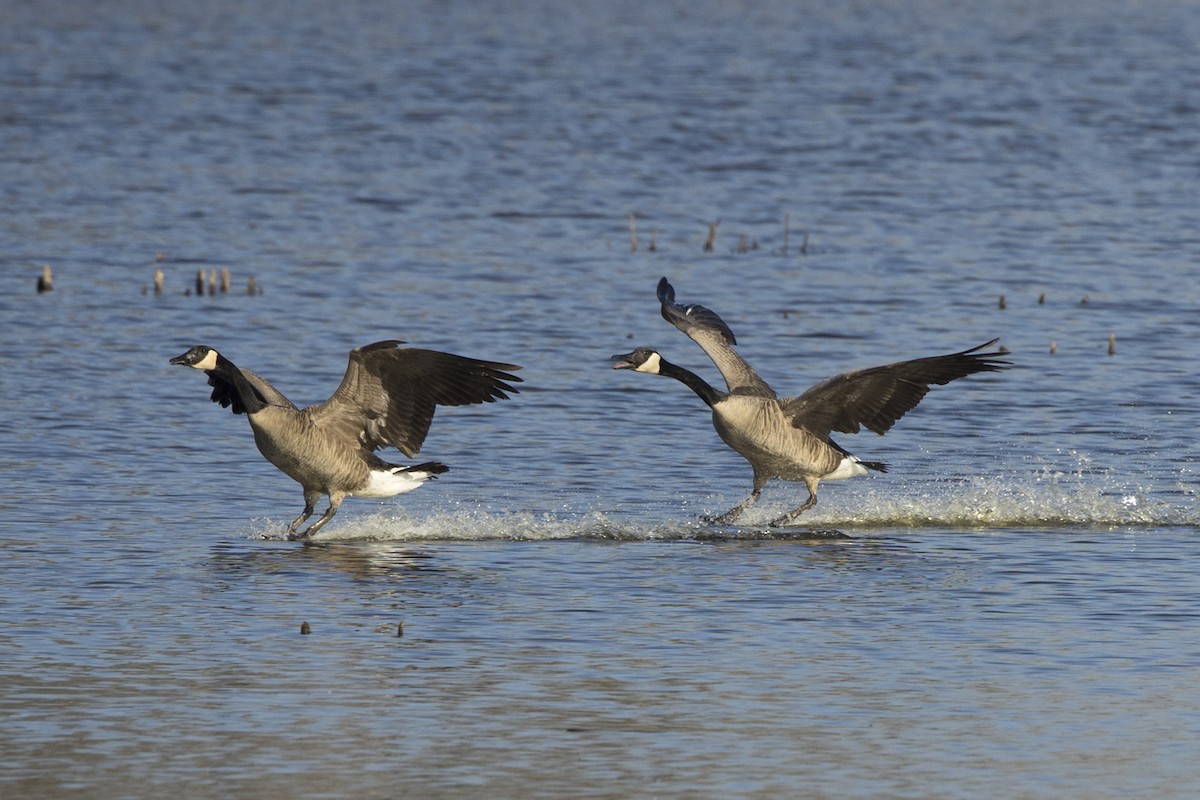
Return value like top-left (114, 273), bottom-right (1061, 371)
top-left (194, 349), bottom-right (219, 370)
top-left (635, 352), bottom-right (663, 374)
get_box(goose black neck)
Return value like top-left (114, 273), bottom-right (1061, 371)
top-left (659, 358), bottom-right (724, 407)
top-left (212, 354), bottom-right (268, 414)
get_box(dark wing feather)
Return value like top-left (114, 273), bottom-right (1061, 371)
top-left (207, 368), bottom-right (296, 414)
top-left (658, 276), bottom-right (738, 345)
top-left (657, 277), bottom-right (774, 395)
top-left (780, 340), bottom-right (1009, 438)
top-left (307, 340), bottom-right (522, 458)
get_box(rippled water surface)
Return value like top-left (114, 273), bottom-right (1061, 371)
top-left (2, 1), bottom-right (1199, 797)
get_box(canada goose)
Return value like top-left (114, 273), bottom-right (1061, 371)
top-left (612, 277), bottom-right (1009, 526)
top-left (171, 340), bottom-right (521, 539)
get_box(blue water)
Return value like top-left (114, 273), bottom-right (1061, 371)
top-left (2, 1), bottom-right (1199, 797)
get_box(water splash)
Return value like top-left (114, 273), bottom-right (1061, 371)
top-left (754, 458), bottom-right (1197, 530)
top-left (250, 509), bottom-right (641, 543)
top-left (246, 470), bottom-right (1195, 543)
top-left (242, 452), bottom-right (1195, 541)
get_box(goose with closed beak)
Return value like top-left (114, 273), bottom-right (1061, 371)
top-left (612, 277), bottom-right (1009, 526)
top-left (171, 340), bottom-right (521, 539)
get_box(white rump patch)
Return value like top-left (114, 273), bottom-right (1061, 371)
top-left (353, 467), bottom-right (436, 498)
top-left (822, 456), bottom-right (870, 482)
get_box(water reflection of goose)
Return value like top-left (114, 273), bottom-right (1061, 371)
top-left (613, 277), bottom-right (1009, 527)
top-left (171, 341), bottom-right (521, 539)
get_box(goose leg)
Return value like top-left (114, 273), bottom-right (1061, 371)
top-left (705, 474), bottom-right (767, 525)
top-left (286, 490), bottom-right (320, 538)
top-left (291, 491), bottom-right (344, 540)
top-left (769, 477), bottom-right (819, 527)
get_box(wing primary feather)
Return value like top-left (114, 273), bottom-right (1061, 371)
top-left (655, 277), bottom-right (777, 394)
top-left (658, 276), bottom-right (737, 345)
top-left (782, 339), bottom-right (1010, 438)
top-left (307, 342), bottom-right (522, 459)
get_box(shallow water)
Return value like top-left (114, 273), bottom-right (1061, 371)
top-left (2, 1), bottom-right (1199, 797)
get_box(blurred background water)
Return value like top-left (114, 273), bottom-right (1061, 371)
top-left (1, 1), bottom-right (1198, 797)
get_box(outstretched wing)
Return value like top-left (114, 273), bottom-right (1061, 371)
top-left (306, 340), bottom-right (522, 457)
top-left (207, 368), bottom-right (297, 414)
top-left (657, 277), bottom-right (774, 396)
top-left (780, 340), bottom-right (1009, 438)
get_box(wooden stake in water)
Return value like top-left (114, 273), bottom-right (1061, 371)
top-left (36, 264), bottom-right (53, 293)
top-left (628, 213), bottom-right (637, 252)
top-left (704, 220), bottom-right (719, 252)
